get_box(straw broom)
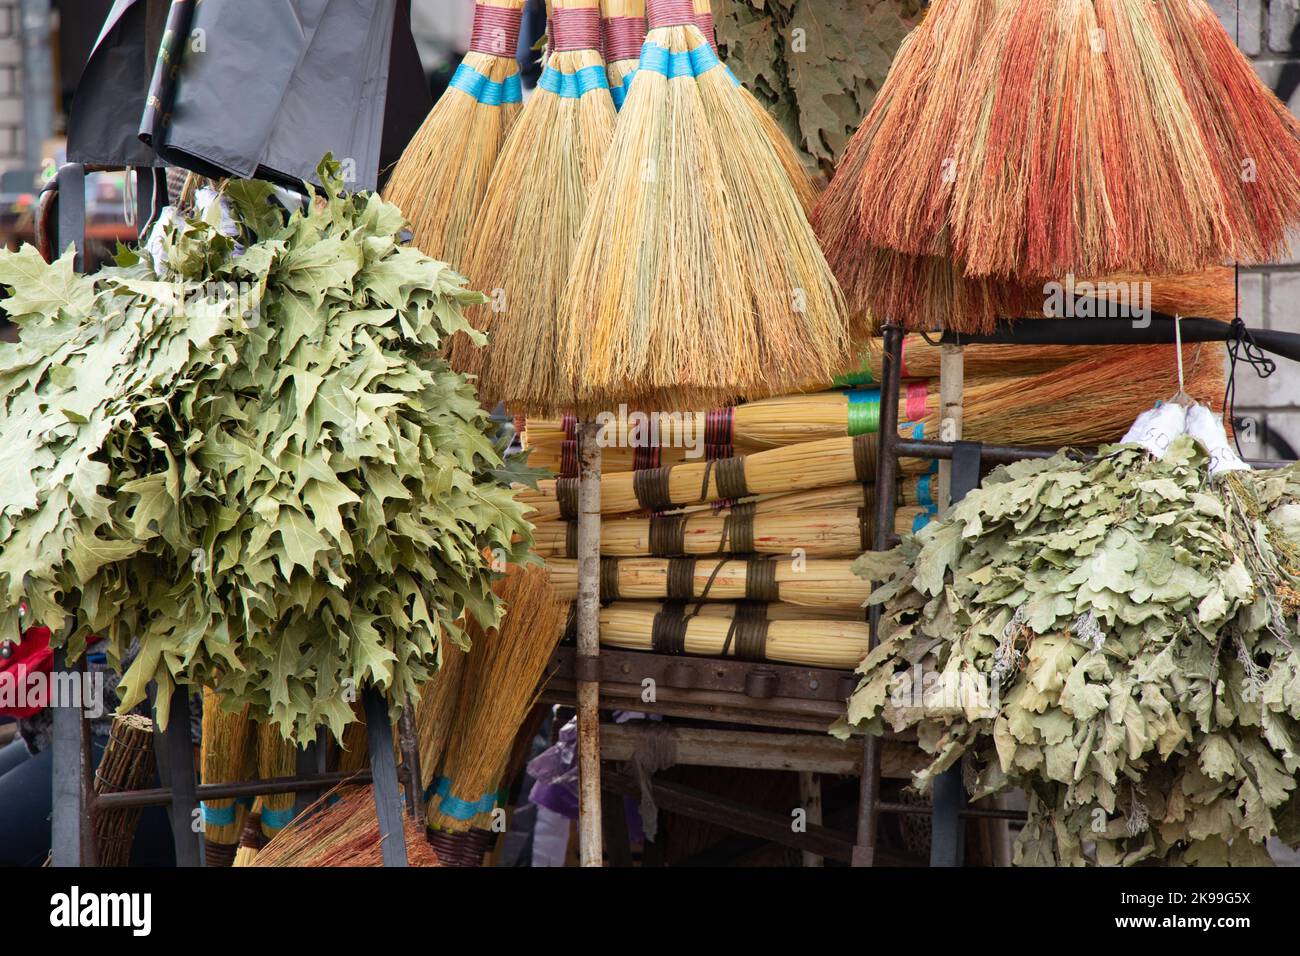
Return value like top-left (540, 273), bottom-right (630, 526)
top-left (252, 786), bottom-right (439, 867)
top-left (531, 505), bottom-right (932, 558)
top-left (199, 688), bottom-right (256, 867)
top-left (599, 603), bottom-right (869, 668)
top-left (518, 433), bottom-right (933, 520)
top-left (558, 0), bottom-right (848, 412)
top-left (334, 701), bottom-right (369, 774)
top-left (416, 635), bottom-right (468, 797)
top-left (256, 721), bottom-right (298, 841)
top-left (231, 798), bottom-right (264, 867)
top-left (92, 714), bottom-right (157, 867)
top-left (603, 0), bottom-right (646, 109)
top-left (545, 555), bottom-right (871, 607)
top-left (382, 0), bottom-right (526, 266)
top-left (1155, 0), bottom-right (1300, 263)
top-left (662, 478), bottom-right (931, 517)
top-left (427, 565), bottom-right (570, 838)
top-left (450, 0), bottom-right (617, 413)
top-left (691, 0), bottom-right (817, 215)
top-left (606, 599), bottom-right (865, 622)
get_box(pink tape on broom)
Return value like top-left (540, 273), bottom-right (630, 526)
top-left (604, 16), bottom-right (647, 61)
top-left (469, 4), bottom-right (523, 56)
top-left (552, 7), bottom-right (602, 51)
top-left (647, 0), bottom-right (695, 29)
top-left (905, 382), bottom-right (929, 421)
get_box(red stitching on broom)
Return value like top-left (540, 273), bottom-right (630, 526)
top-left (469, 4), bottom-right (523, 56)
top-left (604, 16), bottom-right (647, 60)
top-left (552, 7), bottom-right (602, 51)
top-left (647, 0), bottom-right (695, 29)
top-left (692, 11), bottom-right (716, 50)
top-left (561, 439), bottom-right (578, 478)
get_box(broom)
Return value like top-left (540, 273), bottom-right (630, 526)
top-left (449, 0), bottom-right (617, 414)
top-left (231, 798), bottom-right (265, 867)
top-left (599, 603), bottom-right (869, 668)
top-left (334, 700), bottom-right (369, 774)
top-left (252, 786), bottom-right (439, 867)
top-left (531, 505), bottom-right (932, 559)
top-left (518, 434), bottom-right (935, 520)
top-left (256, 721), bottom-right (298, 841)
top-left (427, 565), bottom-right (570, 847)
top-left (416, 634), bottom-right (468, 797)
top-left (545, 555), bottom-right (872, 607)
top-left (691, 0), bottom-right (817, 215)
top-left (382, 0), bottom-right (525, 266)
top-left (92, 714), bottom-right (157, 867)
top-left (558, 0), bottom-right (848, 413)
top-left (603, 0), bottom-right (646, 109)
top-left (199, 689), bottom-right (255, 867)
top-left (606, 599), bottom-right (865, 622)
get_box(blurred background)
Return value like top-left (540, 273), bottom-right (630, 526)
top-left (0, 0), bottom-right (1292, 456)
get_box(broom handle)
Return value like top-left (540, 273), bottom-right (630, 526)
top-left (575, 422), bottom-right (604, 866)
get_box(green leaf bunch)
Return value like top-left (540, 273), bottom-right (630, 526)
top-left (841, 436), bottom-right (1300, 865)
top-left (0, 161), bottom-right (534, 739)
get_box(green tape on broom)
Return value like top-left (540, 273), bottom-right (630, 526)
top-left (845, 388), bottom-right (881, 436)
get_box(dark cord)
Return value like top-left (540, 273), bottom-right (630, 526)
top-left (1223, 318), bottom-right (1277, 458)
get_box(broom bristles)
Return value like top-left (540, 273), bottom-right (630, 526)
top-left (561, 2), bottom-right (848, 411)
top-left (382, 0), bottom-right (526, 267)
top-left (428, 565), bottom-right (569, 833)
top-left (451, 0), bottom-right (616, 413)
top-left (199, 689), bottom-right (255, 861)
top-left (252, 786), bottom-right (439, 867)
top-left (416, 634), bottom-right (468, 793)
top-left (256, 721), bottom-right (297, 840)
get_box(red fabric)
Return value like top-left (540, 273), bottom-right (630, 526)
top-left (0, 626), bottom-right (54, 718)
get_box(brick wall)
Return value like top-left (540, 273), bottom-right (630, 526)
top-left (1213, 0), bottom-right (1300, 460)
top-left (0, 0), bottom-right (22, 172)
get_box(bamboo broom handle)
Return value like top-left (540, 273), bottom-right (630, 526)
top-left (517, 434), bottom-right (934, 519)
top-left (573, 421), bottom-right (603, 867)
top-left (530, 506), bottom-right (930, 558)
top-left (598, 605), bottom-right (869, 669)
top-left (544, 556), bottom-right (871, 607)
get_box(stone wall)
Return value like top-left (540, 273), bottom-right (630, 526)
top-left (0, 0), bottom-right (24, 173)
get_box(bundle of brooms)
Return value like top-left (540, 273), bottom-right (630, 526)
top-left (557, 0), bottom-right (847, 412)
top-left (813, 0), bottom-right (1300, 333)
top-left (92, 714), bottom-right (157, 867)
top-left (382, 0), bottom-right (526, 266)
top-left (546, 555), bottom-right (870, 608)
top-left (425, 565), bottom-right (570, 864)
top-left (599, 602), bottom-right (869, 669)
top-left (533, 504), bottom-right (931, 559)
top-left (251, 786), bottom-right (439, 867)
top-left (518, 343), bottom-right (1225, 518)
top-left (256, 721), bottom-right (298, 842)
top-left (449, 0), bottom-right (617, 413)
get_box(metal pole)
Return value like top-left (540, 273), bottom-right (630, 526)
top-left (363, 687), bottom-right (409, 867)
top-left (853, 322), bottom-right (904, 866)
top-left (575, 420), bottom-right (604, 866)
top-left (50, 644), bottom-right (85, 866)
top-left (18, 0), bottom-right (54, 173)
top-left (158, 686), bottom-right (201, 866)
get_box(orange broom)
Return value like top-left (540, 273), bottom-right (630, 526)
top-left (252, 786), bottom-right (439, 867)
top-left (383, 0), bottom-right (526, 266)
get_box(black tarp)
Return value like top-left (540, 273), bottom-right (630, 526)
top-left (68, 0), bottom-right (430, 192)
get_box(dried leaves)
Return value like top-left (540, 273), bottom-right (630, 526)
top-left (0, 161), bottom-right (535, 739)
top-left (841, 437), bottom-right (1300, 865)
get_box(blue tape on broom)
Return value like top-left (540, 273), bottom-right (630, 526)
top-left (260, 806), bottom-right (296, 830)
top-left (430, 776), bottom-right (506, 821)
top-left (449, 63), bottom-right (522, 105)
top-left (538, 64), bottom-right (610, 98)
top-left (638, 39), bottom-right (732, 80)
top-left (201, 802), bottom-right (236, 826)
top-left (917, 474), bottom-right (933, 509)
top-left (611, 71), bottom-right (635, 109)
